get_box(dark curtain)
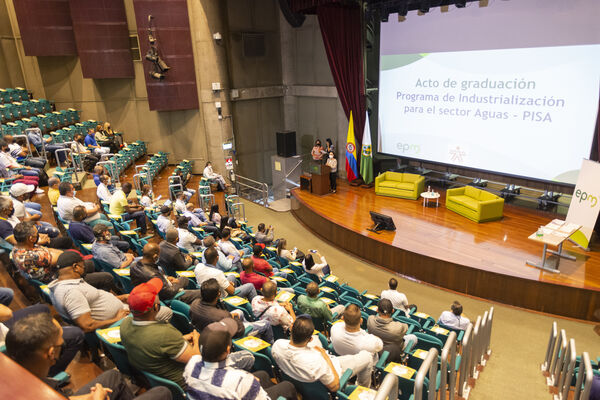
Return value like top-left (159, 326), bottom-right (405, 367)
top-left (317, 3), bottom-right (366, 160)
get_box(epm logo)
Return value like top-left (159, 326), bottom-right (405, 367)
top-left (575, 188), bottom-right (598, 207)
top-left (396, 143), bottom-right (420, 154)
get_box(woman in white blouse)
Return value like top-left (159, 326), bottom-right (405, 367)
top-left (203, 161), bottom-right (227, 191)
top-left (96, 175), bottom-right (112, 202)
top-left (276, 239), bottom-right (297, 261)
top-left (302, 250), bottom-right (330, 278)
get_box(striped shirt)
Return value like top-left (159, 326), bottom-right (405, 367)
top-left (184, 356), bottom-right (268, 400)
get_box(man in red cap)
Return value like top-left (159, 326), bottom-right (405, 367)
top-left (120, 278), bottom-right (200, 389)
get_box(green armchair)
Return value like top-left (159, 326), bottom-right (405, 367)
top-left (446, 186), bottom-right (504, 222)
top-left (375, 172), bottom-right (425, 200)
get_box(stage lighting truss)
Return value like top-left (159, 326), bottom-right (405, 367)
top-left (146, 15), bottom-right (171, 80)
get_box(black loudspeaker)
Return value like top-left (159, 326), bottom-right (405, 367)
top-left (276, 130), bottom-right (296, 157)
top-left (278, 0), bottom-right (306, 28)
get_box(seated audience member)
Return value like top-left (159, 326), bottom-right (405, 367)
top-left (91, 223), bottom-right (136, 269)
top-left (276, 239), bottom-right (299, 262)
top-left (131, 243), bottom-right (202, 305)
top-left (139, 184), bottom-right (155, 208)
top-left (330, 304), bottom-right (383, 385)
top-left (195, 247), bottom-right (256, 300)
top-left (96, 174), bottom-right (112, 202)
top-left (438, 301), bottom-right (470, 330)
top-left (381, 277), bottom-right (409, 314)
top-left (48, 252), bottom-right (132, 330)
top-left (254, 223), bottom-right (275, 246)
top-left (183, 202), bottom-right (219, 234)
top-left (92, 166), bottom-right (105, 186)
top-left (272, 315), bottom-right (374, 390)
top-left (190, 278), bottom-right (273, 343)
top-left (0, 197), bottom-right (71, 249)
top-left (110, 182), bottom-right (147, 234)
top-left (219, 228), bottom-right (247, 262)
top-left (5, 134), bottom-right (47, 169)
top-left (208, 204), bottom-right (222, 225)
top-left (297, 282), bottom-right (345, 323)
top-left (251, 245), bottom-right (286, 278)
top-left (47, 177), bottom-right (60, 206)
top-left (303, 251), bottom-right (330, 279)
top-left (25, 122), bottom-right (67, 164)
top-left (71, 133), bottom-right (99, 171)
top-left (98, 122), bottom-right (121, 153)
top-left (202, 235), bottom-right (238, 272)
top-left (174, 192), bottom-right (188, 214)
top-left (159, 228), bottom-right (194, 275)
top-left (367, 298), bottom-right (418, 363)
top-left (251, 281), bottom-right (295, 330)
top-left (10, 183), bottom-right (60, 238)
top-left (0, 159), bottom-right (40, 190)
top-left (0, 139), bottom-right (43, 180)
top-left (5, 313), bottom-right (170, 400)
top-left (12, 222), bottom-right (116, 291)
top-left (120, 278), bottom-right (201, 389)
top-left (69, 205), bottom-right (129, 252)
top-left (85, 128), bottom-right (110, 155)
top-left (240, 257), bottom-right (268, 291)
top-left (176, 216), bottom-right (202, 252)
top-left (1, 302), bottom-right (84, 376)
top-left (157, 205), bottom-right (174, 234)
top-left (184, 324), bottom-right (296, 400)
top-left (203, 161), bottom-right (227, 191)
top-left (57, 181), bottom-right (111, 228)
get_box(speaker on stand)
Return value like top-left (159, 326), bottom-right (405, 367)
top-left (276, 130), bottom-right (297, 158)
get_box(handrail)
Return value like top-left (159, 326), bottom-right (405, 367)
top-left (457, 322), bottom-right (473, 397)
top-left (542, 322), bottom-right (558, 372)
top-left (573, 352), bottom-right (593, 400)
top-left (470, 315), bottom-right (482, 379)
top-left (440, 331), bottom-right (458, 400)
top-left (133, 173), bottom-right (150, 194)
top-left (55, 147), bottom-right (80, 182)
top-left (373, 372), bottom-right (398, 400)
top-left (551, 329), bottom-right (568, 386)
top-left (233, 173), bottom-right (269, 207)
top-left (557, 338), bottom-right (576, 399)
top-left (97, 160), bottom-right (119, 184)
top-left (414, 348), bottom-right (439, 400)
top-left (478, 310), bottom-right (489, 365)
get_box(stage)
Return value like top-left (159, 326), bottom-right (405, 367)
top-left (290, 182), bottom-right (600, 320)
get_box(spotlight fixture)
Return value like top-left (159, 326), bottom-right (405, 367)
top-left (381, 9), bottom-right (389, 22)
top-left (419, 0), bottom-right (430, 13)
top-left (398, 2), bottom-right (408, 17)
top-left (456, 0), bottom-right (467, 7)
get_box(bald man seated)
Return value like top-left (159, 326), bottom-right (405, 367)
top-left (130, 242), bottom-right (202, 305)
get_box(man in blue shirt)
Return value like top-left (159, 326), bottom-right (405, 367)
top-left (84, 128), bottom-right (109, 155)
top-left (25, 123), bottom-right (67, 163)
top-left (69, 206), bottom-right (129, 252)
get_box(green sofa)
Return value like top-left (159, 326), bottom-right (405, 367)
top-left (446, 186), bottom-right (504, 222)
top-left (375, 172), bottom-right (425, 200)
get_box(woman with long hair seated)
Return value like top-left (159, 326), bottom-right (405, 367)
top-left (302, 250), bottom-right (330, 278)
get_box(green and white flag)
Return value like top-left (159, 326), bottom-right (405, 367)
top-left (360, 111), bottom-right (374, 184)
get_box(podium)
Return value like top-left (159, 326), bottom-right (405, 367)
top-left (309, 164), bottom-right (330, 195)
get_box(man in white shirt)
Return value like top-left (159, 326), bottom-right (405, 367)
top-left (202, 235), bottom-right (238, 272)
top-left (272, 315), bottom-right (373, 390)
top-left (194, 247), bottom-right (256, 300)
top-left (176, 216), bottom-right (202, 252)
top-left (380, 277), bottom-right (409, 313)
top-left (156, 205), bottom-right (174, 234)
top-left (56, 182), bottom-right (111, 228)
top-left (438, 301), bottom-right (470, 330)
top-left (218, 228), bottom-right (247, 262)
top-left (173, 192), bottom-right (188, 214)
top-left (96, 175), bottom-right (112, 202)
top-left (251, 281), bottom-right (295, 330)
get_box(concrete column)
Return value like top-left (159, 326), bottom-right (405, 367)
top-left (278, 10), bottom-right (297, 132)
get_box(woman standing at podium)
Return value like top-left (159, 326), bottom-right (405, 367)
top-left (311, 139), bottom-right (326, 163)
top-left (326, 151), bottom-right (337, 193)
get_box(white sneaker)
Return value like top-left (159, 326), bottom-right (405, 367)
top-left (35, 188), bottom-right (44, 194)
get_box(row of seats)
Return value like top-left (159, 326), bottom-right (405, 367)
top-left (0, 87), bottom-right (29, 103)
top-left (1, 109), bottom-right (80, 136)
top-left (542, 321), bottom-right (599, 399)
top-left (133, 151), bottom-right (169, 189)
top-left (0, 99), bottom-right (53, 123)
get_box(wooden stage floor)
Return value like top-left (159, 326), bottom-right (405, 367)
top-left (291, 182), bottom-right (600, 320)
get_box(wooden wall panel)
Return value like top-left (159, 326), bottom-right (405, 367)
top-left (132, 0), bottom-right (199, 111)
top-left (69, 0), bottom-right (134, 79)
top-left (13, 0), bottom-right (77, 56)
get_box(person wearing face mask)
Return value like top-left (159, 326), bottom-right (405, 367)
top-left (96, 174), bottom-right (113, 202)
top-left (5, 312), bottom-right (171, 400)
top-left (11, 222), bottom-right (117, 291)
top-left (203, 161), bottom-right (227, 191)
top-left (311, 139), bottom-right (326, 162)
top-left (130, 242), bottom-right (202, 305)
top-left (91, 223), bottom-right (137, 269)
top-left (0, 139), bottom-right (45, 184)
top-left (325, 151), bottom-right (338, 193)
top-left (71, 133), bottom-right (99, 172)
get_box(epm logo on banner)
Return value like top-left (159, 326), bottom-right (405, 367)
top-left (575, 188), bottom-right (598, 207)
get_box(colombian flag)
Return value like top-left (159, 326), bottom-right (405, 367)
top-left (345, 111), bottom-right (359, 181)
